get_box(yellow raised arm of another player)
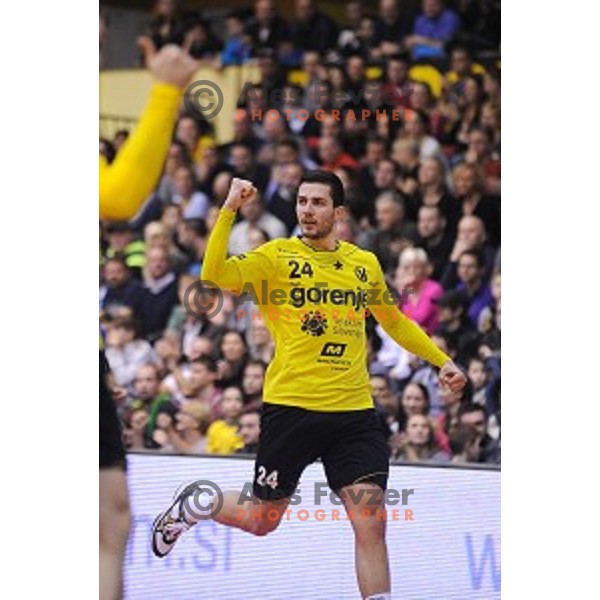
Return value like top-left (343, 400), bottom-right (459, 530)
top-left (99, 39), bottom-right (199, 220)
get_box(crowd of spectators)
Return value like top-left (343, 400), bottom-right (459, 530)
top-left (100, 0), bottom-right (500, 465)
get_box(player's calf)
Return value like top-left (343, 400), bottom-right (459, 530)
top-left (214, 492), bottom-right (290, 537)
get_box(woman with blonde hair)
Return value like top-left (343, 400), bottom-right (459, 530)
top-left (394, 247), bottom-right (443, 334)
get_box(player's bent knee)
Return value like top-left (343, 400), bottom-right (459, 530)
top-left (249, 506), bottom-right (285, 537)
top-left (251, 518), bottom-right (281, 537)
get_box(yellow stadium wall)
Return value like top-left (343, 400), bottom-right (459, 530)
top-left (99, 65), bottom-right (261, 144)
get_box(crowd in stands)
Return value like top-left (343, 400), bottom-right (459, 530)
top-left (100, 0), bottom-right (500, 465)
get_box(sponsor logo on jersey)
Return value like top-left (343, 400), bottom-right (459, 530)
top-left (354, 266), bottom-right (368, 282)
top-left (320, 343), bottom-right (347, 357)
top-left (300, 311), bottom-right (328, 336)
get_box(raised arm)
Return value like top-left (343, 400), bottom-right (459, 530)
top-left (99, 41), bottom-right (198, 221)
top-left (367, 255), bottom-right (466, 392)
top-left (201, 178), bottom-right (273, 292)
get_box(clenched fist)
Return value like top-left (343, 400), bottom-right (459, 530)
top-left (439, 360), bottom-right (467, 394)
top-left (223, 177), bottom-right (258, 211)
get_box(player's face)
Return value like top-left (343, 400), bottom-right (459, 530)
top-left (296, 182), bottom-right (339, 239)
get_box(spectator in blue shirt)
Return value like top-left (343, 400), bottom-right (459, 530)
top-left (220, 12), bottom-right (253, 66)
top-left (456, 249), bottom-right (492, 327)
top-left (405, 0), bottom-right (461, 60)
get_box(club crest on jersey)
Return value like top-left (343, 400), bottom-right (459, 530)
top-left (354, 266), bottom-right (368, 282)
top-left (300, 311), bottom-right (328, 336)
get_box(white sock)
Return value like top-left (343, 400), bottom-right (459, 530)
top-left (365, 594), bottom-right (391, 600)
top-left (181, 490), bottom-right (214, 525)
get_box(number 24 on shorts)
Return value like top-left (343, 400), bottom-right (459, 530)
top-left (256, 466), bottom-right (279, 489)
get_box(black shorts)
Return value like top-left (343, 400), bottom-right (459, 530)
top-left (253, 403), bottom-right (390, 501)
top-left (99, 351), bottom-right (126, 470)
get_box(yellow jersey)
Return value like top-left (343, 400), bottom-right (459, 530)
top-left (202, 209), bottom-right (450, 412)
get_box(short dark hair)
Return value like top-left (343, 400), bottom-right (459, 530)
top-left (451, 43), bottom-right (473, 59)
top-left (241, 408), bottom-right (262, 419)
top-left (192, 355), bottom-right (218, 373)
top-left (366, 133), bottom-right (387, 148)
top-left (299, 170), bottom-right (345, 207)
top-left (245, 358), bottom-right (267, 372)
top-left (468, 125), bottom-right (493, 142)
top-left (231, 141), bottom-right (253, 154)
top-left (388, 51), bottom-right (411, 64)
top-left (183, 218), bottom-right (208, 237)
top-left (467, 356), bottom-right (485, 369)
top-left (104, 254), bottom-right (128, 268)
top-left (277, 137), bottom-right (300, 153)
top-left (448, 423), bottom-right (479, 455)
top-left (458, 402), bottom-right (486, 420)
top-left (459, 249), bottom-right (484, 268)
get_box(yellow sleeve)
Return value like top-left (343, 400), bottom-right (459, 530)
top-left (99, 82), bottom-right (181, 220)
top-left (366, 254), bottom-right (451, 368)
top-left (201, 208), bottom-right (274, 293)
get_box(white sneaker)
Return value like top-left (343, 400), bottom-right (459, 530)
top-left (151, 482), bottom-right (202, 558)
